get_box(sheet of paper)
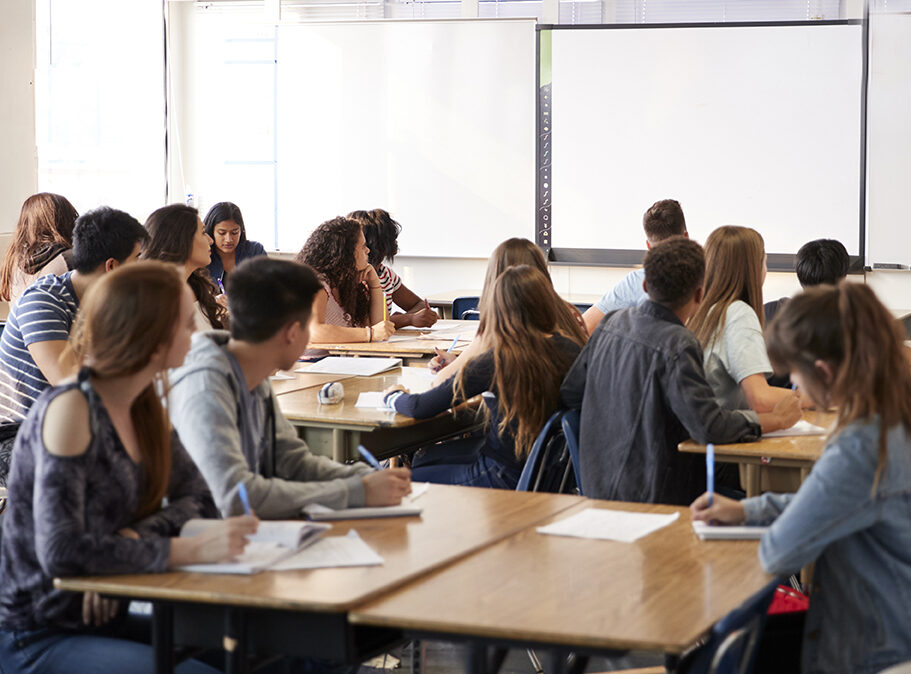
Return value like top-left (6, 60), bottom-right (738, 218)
top-left (297, 357), bottom-right (401, 377)
top-left (691, 520), bottom-right (768, 540)
top-left (537, 508), bottom-right (679, 543)
top-left (178, 542), bottom-right (293, 575)
top-left (355, 392), bottom-right (390, 410)
top-left (270, 530), bottom-right (384, 570)
top-left (407, 482), bottom-right (430, 501)
top-left (269, 372), bottom-right (295, 381)
top-left (762, 419), bottom-right (826, 438)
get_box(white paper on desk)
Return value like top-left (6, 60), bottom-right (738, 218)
top-left (270, 530), bottom-right (384, 570)
top-left (355, 392), bottom-right (390, 410)
top-left (537, 508), bottom-right (679, 543)
top-left (762, 419), bottom-right (826, 438)
top-left (297, 357), bottom-right (401, 377)
top-left (269, 372), bottom-right (295, 381)
top-left (692, 520), bottom-right (768, 540)
top-left (178, 542), bottom-right (297, 575)
top-left (385, 333), bottom-right (424, 342)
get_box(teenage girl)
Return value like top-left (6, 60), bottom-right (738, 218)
top-left (203, 201), bottom-right (267, 288)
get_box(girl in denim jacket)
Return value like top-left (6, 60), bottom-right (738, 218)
top-left (692, 282), bottom-right (911, 674)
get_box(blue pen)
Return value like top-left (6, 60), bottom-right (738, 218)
top-left (706, 443), bottom-right (715, 507)
top-left (217, 275), bottom-right (225, 294)
top-left (446, 334), bottom-right (460, 352)
top-left (237, 482), bottom-right (253, 516)
top-left (357, 444), bottom-right (383, 470)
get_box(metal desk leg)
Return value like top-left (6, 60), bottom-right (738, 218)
top-left (152, 602), bottom-right (175, 674)
top-left (332, 429), bottom-right (361, 463)
top-left (548, 648), bottom-right (568, 674)
top-left (224, 608), bottom-right (249, 674)
top-left (744, 464), bottom-right (761, 498)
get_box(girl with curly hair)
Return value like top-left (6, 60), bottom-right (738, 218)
top-left (142, 205), bottom-right (228, 331)
top-left (295, 216), bottom-right (394, 343)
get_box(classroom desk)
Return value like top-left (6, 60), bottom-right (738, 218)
top-left (426, 291), bottom-right (602, 318)
top-left (55, 486), bottom-right (584, 674)
top-left (351, 499), bottom-right (773, 672)
top-left (308, 320), bottom-right (478, 360)
top-left (269, 371), bottom-right (354, 396)
top-left (679, 410), bottom-right (835, 497)
top-left (277, 366), bottom-right (478, 462)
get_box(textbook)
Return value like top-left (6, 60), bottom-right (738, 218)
top-left (177, 519), bottom-right (331, 574)
top-left (298, 357), bottom-right (402, 377)
top-left (691, 520), bottom-right (768, 540)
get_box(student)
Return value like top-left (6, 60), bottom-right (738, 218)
top-left (384, 265), bottom-right (581, 490)
top-left (581, 198), bottom-right (688, 334)
top-left (0, 207), bottom-right (147, 486)
top-left (0, 261), bottom-right (254, 674)
top-left (168, 257), bottom-right (411, 518)
top-left (295, 216), bottom-right (394, 344)
top-left (202, 201), bottom-right (267, 288)
top-left (692, 282), bottom-right (911, 674)
top-left (561, 238), bottom-right (800, 505)
top-left (764, 238), bottom-right (850, 324)
top-left (0, 193), bottom-right (79, 307)
top-left (347, 209), bottom-right (438, 329)
top-left (688, 226), bottom-right (798, 415)
top-left (430, 237), bottom-right (586, 383)
top-left (143, 204), bottom-right (227, 331)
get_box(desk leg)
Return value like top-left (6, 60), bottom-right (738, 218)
top-left (152, 603), bottom-right (174, 674)
top-left (332, 429), bottom-right (360, 463)
top-left (744, 464), bottom-right (761, 498)
top-left (467, 643), bottom-right (488, 674)
top-left (548, 648), bottom-right (568, 674)
top-left (224, 608), bottom-right (249, 674)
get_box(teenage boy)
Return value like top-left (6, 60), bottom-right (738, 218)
top-left (561, 237), bottom-right (801, 505)
top-left (169, 257), bottom-right (411, 518)
top-left (765, 238), bottom-right (850, 324)
top-left (581, 198), bottom-right (688, 334)
top-left (0, 207), bottom-right (147, 485)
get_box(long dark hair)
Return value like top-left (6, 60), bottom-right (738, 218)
top-left (65, 261), bottom-right (185, 519)
top-left (0, 193), bottom-right (78, 301)
top-left (348, 209), bottom-right (401, 268)
top-left (203, 201), bottom-right (248, 250)
top-left (457, 265), bottom-right (578, 459)
top-left (767, 282), bottom-right (911, 490)
top-left (142, 204), bottom-right (227, 329)
top-left (295, 217), bottom-right (370, 326)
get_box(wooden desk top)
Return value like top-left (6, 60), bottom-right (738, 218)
top-left (351, 499), bottom-right (772, 654)
top-left (309, 320), bottom-right (479, 358)
top-left (55, 486), bottom-right (583, 613)
top-left (269, 371), bottom-right (355, 396)
top-left (276, 366), bottom-right (438, 428)
top-left (679, 410), bottom-right (835, 464)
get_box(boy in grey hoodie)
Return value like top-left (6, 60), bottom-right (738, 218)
top-left (169, 257), bottom-right (411, 518)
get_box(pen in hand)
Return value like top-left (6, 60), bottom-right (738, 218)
top-left (237, 482), bottom-right (253, 516)
top-left (357, 444), bottom-right (383, 470)
top-left (447, 334), bottom-right (460, 352)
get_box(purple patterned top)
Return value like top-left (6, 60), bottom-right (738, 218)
top-left (0, 369), bottom-right (217, 631)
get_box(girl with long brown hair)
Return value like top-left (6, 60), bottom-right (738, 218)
top-left (0, 193), bottom-right (78, 305)
top-left (143, 204), bottom-right (228, 330)
top-left (0, 261), bottom-right (255, 673)
top-left (431, 237), bottom-right (587, 383)
top-left (383, 265), bottom-right (582, 489)
top-left (692, 282), bottom-right (911, 673)
top-left (688, 226), bottom-right (795, 414)
top-left (295, 216), bottom-right (394, 343)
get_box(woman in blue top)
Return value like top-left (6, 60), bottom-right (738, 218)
top-left (383, 265), bottom-right (581, 490)
top-left (203, 202), bottom-right (267, 288)
top-left (692, 282), bottom-right (911, 674)
top-left (0, 261), bottom-right (257, 674)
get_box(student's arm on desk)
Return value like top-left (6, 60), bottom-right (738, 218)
top-left (27, 340), bottom-right (75, 386)
top-left (390, 285), bottom-right (438, 328)
top-left (741, 373), bottom-right (812, 412)
top-left (395, 352), bottom-right (493, 418)
top-left (309, 288), bottom-right (394, 343)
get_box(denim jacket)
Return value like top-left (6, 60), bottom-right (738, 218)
top-left (743, 419), bottom-right (911, 674)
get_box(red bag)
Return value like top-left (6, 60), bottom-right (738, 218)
top-left (768, 584), bottom-right (809, 615)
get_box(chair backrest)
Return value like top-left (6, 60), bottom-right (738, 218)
top-left (516, 410), bottom-right (576, 494)
top-left (560, 409), bottom-right (583, 496)
top-left (452, 296), bottom-right (480, 321)
top-left (573, 302), bottom-right (592, 314)
top-left (678, 578), bottom-right (781, 674)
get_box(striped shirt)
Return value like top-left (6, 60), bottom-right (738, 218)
top-left (377, 264), bottom-right (403, 314)
top-left (0, 273), bottom-right (78, 424)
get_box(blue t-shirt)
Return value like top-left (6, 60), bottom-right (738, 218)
top-left (0, 272), bottom-right (78, 424)
top-left (594, 267), bottom-right (647, 315)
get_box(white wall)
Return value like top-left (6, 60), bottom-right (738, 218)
top-left (0, 0), bottom-right (37, 234)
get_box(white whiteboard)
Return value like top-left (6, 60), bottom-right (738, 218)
top-left (866, 13), bottom-right (911, 267)
top-left (275, 20), bottom-right (536, 256)
top-left (549, 24), bottom-right (863, 256)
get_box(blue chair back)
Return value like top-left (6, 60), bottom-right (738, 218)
top-left (560, 409), bottom-right (583, 496)
top-left (678, 578), bottom-right (780, 674)
top-left (452, 296), bottom-right (480, 321)
top-left (516, 410), bottom-right (576, 494)
top-left (573, 302), bottom-right (592, 314)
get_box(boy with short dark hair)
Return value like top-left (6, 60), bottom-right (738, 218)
top-left (561, 237), bottom-right (800, 505)
top-left (764, 238), bottom-right (850, 326)
top-left (168, 257), bottom-right (411, 518)
top-left (581, 198), bottom-right (688, 334)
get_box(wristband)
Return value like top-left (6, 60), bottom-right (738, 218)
top-left (383, 390), bottom-right (405, 410)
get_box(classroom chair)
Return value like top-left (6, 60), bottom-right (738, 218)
top-left (515, 410), bottom-right (576, 494)
top-left (573, 303), bottom-right (592, 314)
top-left (451, 296), bottom-right (480, 321)
top-left (560, 409), bottom-right (583, 496)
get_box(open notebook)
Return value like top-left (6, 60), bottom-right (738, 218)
top-left (177, 520), bottom-right (331, 574)
top-left (298, 357), bottom-right (402, 377)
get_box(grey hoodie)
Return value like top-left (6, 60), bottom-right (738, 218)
top-left (168, 331), bottom-right (370, 518)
